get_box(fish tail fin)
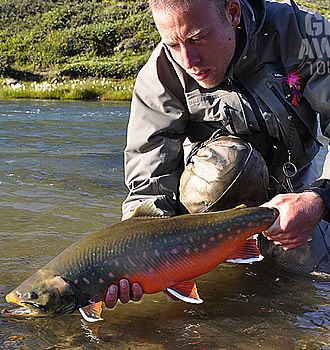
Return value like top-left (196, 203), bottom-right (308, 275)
top-left (225, 235), bottom-right (264, 263)
top-left (79, 301), bottom-right (103, 322)
top-left (165, 281), bottom-right (203, 304)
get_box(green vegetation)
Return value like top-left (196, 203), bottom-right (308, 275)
top-left (0, 0), bottom-right (328, 101)
top-left (0, 0), bottom-right (159, 100)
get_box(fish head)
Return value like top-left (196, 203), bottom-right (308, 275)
top-left (5, 271), bottom-right (76, 317)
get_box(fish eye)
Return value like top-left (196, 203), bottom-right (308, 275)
top-left (29, 291), bottom-right (38, 299)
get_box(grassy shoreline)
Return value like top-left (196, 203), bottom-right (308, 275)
top-left (0, 77), bottom-right (135, 101)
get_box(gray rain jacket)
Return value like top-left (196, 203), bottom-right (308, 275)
top-left (122, 0), bottom-right (330, 220)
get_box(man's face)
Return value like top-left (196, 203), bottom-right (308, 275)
top-left (152, 0), bottom-right (240, 89)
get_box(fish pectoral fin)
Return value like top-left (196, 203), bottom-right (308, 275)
top-left (165, 281), bottom-right (203, 304)
top-left (225, 236), bottom-right (264, 264)
top-left (79, 301), bottom-right (103, 322)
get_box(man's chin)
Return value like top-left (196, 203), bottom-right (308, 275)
top-left (194, 76), bottom-right (223, 89)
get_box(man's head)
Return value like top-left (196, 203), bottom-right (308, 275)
top-left (149, 0), bottom-right (241, 88)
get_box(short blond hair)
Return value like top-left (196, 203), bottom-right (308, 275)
top-left (148, 0), bottom-right (227, 21)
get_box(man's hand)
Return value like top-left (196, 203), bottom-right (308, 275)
top-left (104, 279), bottom-right (143, 309)
top-left (261, 191), bottom-right (328, 250)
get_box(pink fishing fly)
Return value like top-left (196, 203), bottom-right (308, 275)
top-left (285, 70), bottom-right (302, 107)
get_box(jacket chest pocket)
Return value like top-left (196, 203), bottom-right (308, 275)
top-left (250, 72), bottom-right (318, 144)
top-left (185, 89), bottom-right (260, 135)
top-left (245, 66), bottom-right (321, 169)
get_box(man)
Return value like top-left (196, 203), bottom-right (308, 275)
top-left (105, 0), bottom-right (330, 308)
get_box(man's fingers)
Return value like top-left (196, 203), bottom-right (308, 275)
top-left (105, 284), bottom-right (118, 309)
top-left (132, 282), bottom-right (143, 301)
top-left (104, 280), bottom-right (144, 309)
top-left (119, 279), bottom-right (130, 304)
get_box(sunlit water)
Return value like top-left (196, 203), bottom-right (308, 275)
top-left (0, 99), bottom-right (329, 349)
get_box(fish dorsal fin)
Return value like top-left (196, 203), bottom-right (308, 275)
top-left (79, 301), bottom-right (103, 322)
top-left (131, 201), bottom-right (164, 218)
top-left (165, 281), bottom-right (203, 304)
top-left (233, 204), bottom-right (247, 210)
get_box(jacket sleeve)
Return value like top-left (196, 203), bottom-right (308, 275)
top-left (121, 45), bottom-right (189, 220)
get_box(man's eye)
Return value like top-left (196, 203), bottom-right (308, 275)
top-left (191, 35), bottom-right (206, 43)
top-left (167, 43), bottom-right (179, 49)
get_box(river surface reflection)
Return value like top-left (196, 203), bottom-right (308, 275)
top-left (0, 99), bottom-right (329, 349)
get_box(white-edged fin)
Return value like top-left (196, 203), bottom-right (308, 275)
top-left (225, 255), bottom-right (264, 264)
top-left (164, 281), bottom-right (203, 304)
top-left (165, 288), bottom-right (203, 304)
top-left (79, 302), bottom-right (103, 322)
top-left (225, 236), bottom-right (264, 264)
top-left (131, 201), bottom-right (164, 218)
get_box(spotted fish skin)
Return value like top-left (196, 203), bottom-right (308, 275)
top-left (5, 205), bottom-right (278, 319)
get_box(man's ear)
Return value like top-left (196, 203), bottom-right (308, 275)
top-left (226, 0), bottom-right (241, 28)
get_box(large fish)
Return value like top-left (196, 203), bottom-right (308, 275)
top-left (3, 203), bottom-right (278, 322)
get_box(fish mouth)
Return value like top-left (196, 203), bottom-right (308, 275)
top-left (1, 306), bottom-right (40, 317)
top-left (2, 302), bottom-right (49, 317)
top-left (21, 301), bottom-right (48, 313)
top-left (5, 293), bottom-right (48, 316)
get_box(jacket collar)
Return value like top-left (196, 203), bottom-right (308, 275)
top-left (226, 0), bottom-right (266, 82)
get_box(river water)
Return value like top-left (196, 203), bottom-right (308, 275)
top-left (0, 99), bottom-right (329, 349)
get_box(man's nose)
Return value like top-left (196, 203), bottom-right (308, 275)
top-left (180, 44), bottom-right (200, 69)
